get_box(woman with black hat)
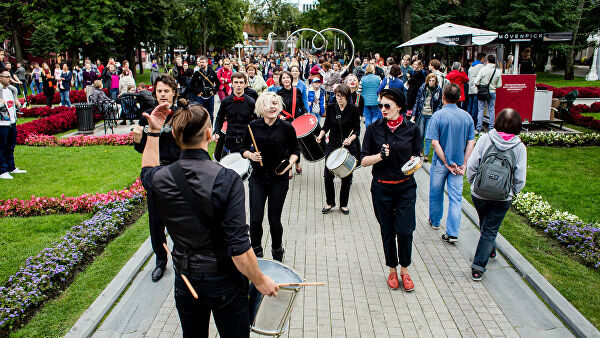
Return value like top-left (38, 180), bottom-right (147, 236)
top-left (316, 84), bottom-right (360, 215)
top-left (360, 87), bottom-right (422, 292)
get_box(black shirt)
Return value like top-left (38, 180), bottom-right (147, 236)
top-left (141, 149), bottom-right (251, 257)
top-left (322, 103), bottom-right (361, 157)
top-left (244, 87), bottom-right (259, 101)
top-left (360, 118), bottom-right (422, 181)
top-left (190, 67), bottom-right (220, 97)
top-left (215, 94), bottom-right (256, 139)
top-left (134, 106), bottom-right (181, 165)
top-left (130, 90), bottom-right (158, 112)
top-left (240, 118), bottom-right (300, 182)
top-left (276, 87), bottom-right (307, 121)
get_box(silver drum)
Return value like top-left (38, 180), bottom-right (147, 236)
top-left (219, 152), bottom-right (252, 181)
top-left (249, 259), bottom-right (303, 336)
top-left (326, 147), bottom-right (357, 178)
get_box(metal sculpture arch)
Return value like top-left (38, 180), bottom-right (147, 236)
top-left (283, 28), bottom-right (355, 66)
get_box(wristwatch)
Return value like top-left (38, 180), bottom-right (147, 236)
top-left (143, 125), bottom-right (161, 137)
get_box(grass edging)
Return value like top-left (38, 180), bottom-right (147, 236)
top-left (421, 162), bottom-right (600, 338)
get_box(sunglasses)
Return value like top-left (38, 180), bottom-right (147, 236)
top-left (377, 103), bottom-right (392, 110)
top-left (224, 63), bottom-right (231, 65)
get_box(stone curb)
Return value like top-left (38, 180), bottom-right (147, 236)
top-left (422, 162), bottom-right (600, 338)
top-left (65, 237), bottom-right (153, 338)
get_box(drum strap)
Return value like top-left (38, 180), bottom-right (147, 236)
top-left (355, 93), bottom-right (361, 106)
top-left (292, 87), bottom-right (297, 118)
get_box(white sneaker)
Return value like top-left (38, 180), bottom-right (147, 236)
top-left (11, 168), bottom-right (27, 174)
top-left (0, 172), bottom-right (14, 179)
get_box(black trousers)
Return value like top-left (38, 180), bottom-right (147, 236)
top-left (371, 179), bottom-right (417, 268)
top-left (249, 178), bottom-right (289, 250)
top-left (147, 191), bottom-right (167, 268)
top-left (324, 167), bottom-right (353, 207)
top-left (174, 270), bottom-right (249, 338)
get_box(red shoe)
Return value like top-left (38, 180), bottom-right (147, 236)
top-left (387, 272), bottom-right (399, 289)
top-left (400, 273), bottom-right (414, 292)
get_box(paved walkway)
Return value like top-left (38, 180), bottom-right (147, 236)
top-left (91, 155), bottom-right (572, 337)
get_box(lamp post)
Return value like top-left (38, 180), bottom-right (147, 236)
top-left (544, 51), bottom-right (553, 72)
top-left (585, 33), bottom-right (599, 81)
top-left (235, 43), bottom-right (243, 65)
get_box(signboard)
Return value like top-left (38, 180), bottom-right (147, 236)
top-left (498, 32), bottom-right (573, 42)
top-left (495, 74), bottom-right (537, 122)
top-left (436, 34), bottom-right (472, 46)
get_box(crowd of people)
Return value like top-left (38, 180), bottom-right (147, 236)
top-left (2, 46), bottom-right (527, 336)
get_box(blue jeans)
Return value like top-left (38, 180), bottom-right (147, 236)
top-left (363, 105), bottom-right (382, 127)
top-left (429, 161), bottom-right (464, 237)
top-left (471, 196), bottom-right (512, 273)
top-left (312, 112), bottom-right (321, 124)
top-left (477, 92), bottom-right (496, 131)
top-left (59, 90), bottom-right (71, 107)
top-left (174, 270), bottom-right (249, 337)
top-left (110, 88), bottom-right (119, 101)
top-left (467, 94), bottom-right (478, 127)
top-left (417, 114), bottom-right (432, 156)
top-left (0, 124), bottom-right (17, 174)
top-left (196, 95), bottom-right (215, 122)
top-left (74, 80), bottom-right (81, 91)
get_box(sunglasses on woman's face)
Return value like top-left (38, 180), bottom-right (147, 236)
top-left (224, 63), bottom-right (230, 65)
top-left (378, 103), bottom-right (392, 110)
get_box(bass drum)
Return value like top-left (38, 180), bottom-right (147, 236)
top-left (219, 152), bottom-right (251, 181)
top-left (291, 114), bottom-right (326, 162)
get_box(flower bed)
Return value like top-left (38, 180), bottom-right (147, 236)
top-left (19, 106), bottom-right (73, 118)
top-left (537, 83), bottom-right (600, 98)
top-left (520, 131), bottom-right (600, 147)
top-left (0, 179), bottom-right (143, 217)
top-left (513, 192), bottom-right (600, 269)
top-left (26, 90), bottom-right (89, 105)
top-left (24, 133), bottom-right (134, 147)
top-left (567, 104), bottom-right (600, 131)
top-left (0, 189), bottom-right (145, 332)
top-left (16, 110), bottom-right (77, 144)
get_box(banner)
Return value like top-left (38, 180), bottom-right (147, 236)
top-left (436, 34), bottom-right (472, 46)
top-left (495, 74), bottom-right (537, 122)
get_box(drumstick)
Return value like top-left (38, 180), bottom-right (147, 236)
top-left (163, 243), bottom-right (199, 299)
top-left (343, 130), bottom-right (354, 147)
top-left (278, 282), bottom-right (327, 287)
top-left (247, 125), bottom-right (263, 167)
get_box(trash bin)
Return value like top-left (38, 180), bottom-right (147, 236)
top-left (75, 103), bottom-right (95, 134)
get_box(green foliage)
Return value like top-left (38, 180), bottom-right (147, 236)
top-left (248, 0), bottom-right (301, 36)
top-left (28, 22), bottom-right (62, 59)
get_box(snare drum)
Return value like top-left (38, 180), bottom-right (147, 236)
top-left (326, 147), bottom-right (357, 178)
top-left (249, 259), bottom-right (303, 336)
top-left (292, 114), bottom-right (326, 162)
top-left (401, 157), bottom-right (422, 175)
top-left (219, 152), bottom-right (251, 181)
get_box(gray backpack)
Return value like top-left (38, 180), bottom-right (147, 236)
top-left (473, 139), bottom-right (519, 200)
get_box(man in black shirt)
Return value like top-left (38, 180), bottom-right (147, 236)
top-left (190, 56), bottom-right (219, 121)
top-left (140, 101), bottom-right (278, 337)
top-left (214, 72), bottom-right (256, 155)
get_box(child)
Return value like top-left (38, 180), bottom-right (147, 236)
top-left (267, 69), bottom-right (282, 92)
top-left (307, 77), bottom-right (325, 123)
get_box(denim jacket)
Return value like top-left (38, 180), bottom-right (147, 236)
top-left (413, 84), bottom-right (442, 120)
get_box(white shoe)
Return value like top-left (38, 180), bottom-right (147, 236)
top-left (0, 172), bottom-right (14, 179)
top-left (11, 168), bottom-right (27, 174)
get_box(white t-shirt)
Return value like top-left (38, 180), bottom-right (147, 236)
top-left (1, 88), bottom-right (17, 124)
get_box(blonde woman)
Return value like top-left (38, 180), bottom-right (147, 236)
top-left (345, 74), bottom-right (364, 116)
top-left (241, 92), bottom-right (300, 262)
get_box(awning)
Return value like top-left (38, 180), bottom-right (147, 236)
top-left (398, 22), bottom-right (498, 48)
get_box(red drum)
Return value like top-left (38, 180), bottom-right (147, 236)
top-left (214, 121), bottom-right (227, 161)
top-left (291, 114), bottom-right (326, 162)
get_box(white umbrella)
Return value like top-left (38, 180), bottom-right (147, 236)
top-left (398, 22), bottom-right (498, 48)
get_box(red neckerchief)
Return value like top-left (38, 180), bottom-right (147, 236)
top-left (386, 115), bottom-right (403, 132)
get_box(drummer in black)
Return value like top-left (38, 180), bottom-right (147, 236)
top-left (214, 72), bottom-right (256, 156)
top-left (360, 87), bottom-right (422, 292)
top-left (140, 100), bottom-right (279, 337)
top-left (315, 84), bottom-right (360, 215)
top-left (133, 74), bottom-right (180, 282)
top-left (277, 71), bottom-right (306, 176)
top-left (241, 92), bottom-right (299, 262)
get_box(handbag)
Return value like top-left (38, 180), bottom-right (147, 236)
top-left (477, 69), bottom-right (496, 101)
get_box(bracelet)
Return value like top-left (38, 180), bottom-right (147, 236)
top-left (147, 132), bottom-right (161, 137)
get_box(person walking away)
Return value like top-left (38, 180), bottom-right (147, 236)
top-left (467, 109), bottom-right (527, 281)
top-left (14, 63), bottom-right (27, 97)
top-left (359, 65), bottom-right (382, 126)
top-left (467, 53), bottom-right (485, 127)
top-left (474, 55), bottom-right (502, 132)
top-left (150, 59), bottom-right (160, 85)
top-left (446, 62), bottom-right (469, 110)
top-left (426, 84), bottom-right (476, 242)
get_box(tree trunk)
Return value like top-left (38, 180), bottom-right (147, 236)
top-left (397, 0), bottom-right (412, 56)
top-left (138, 42), bottom-right (144, 74)
top-left (565, 0), bottom-right (585, 80)
top-left (203, 19), bottom-right (208, 56)
top-left (11, 29), bottom-right (23, 63)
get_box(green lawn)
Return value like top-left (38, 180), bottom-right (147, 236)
top-left (16, 117), bottom-right (39, 125)
top-left (12, 213), bottom-right (149, 337)
top-left (581, 112), bottom-right (599, 119)
top-left (460, 145), bottom-right (600, 328)
top-left (0, 146), bottom-right (141, 200)
top-left (536, 72), bottom-right (600, 88)
top-left (0, 213), bottom-right (92, 285)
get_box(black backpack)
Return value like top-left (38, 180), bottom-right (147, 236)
top-left (473, 138), bottom-right (520, 200)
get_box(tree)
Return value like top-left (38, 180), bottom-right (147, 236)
top-left (248, 0), bottom-right (301, 36)
top-left (29, 22), bottom-right (61, 59)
